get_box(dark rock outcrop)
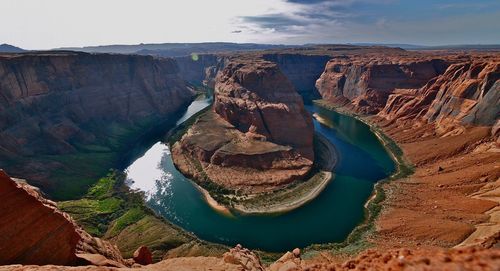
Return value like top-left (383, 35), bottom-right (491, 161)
top-left (133, 246), bottom-right (153, 265)
top-left (263, 53), bottom-right (331, 101)
top-left (0, 52), bottom-right (194, 198)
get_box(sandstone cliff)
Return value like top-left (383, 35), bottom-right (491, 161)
top-left (172, 59), bottom-right (314, 193)
top-left (316, 55), bottom-right (449, 114)
top-left (0, 52), bottom-right (194, 199)
top-left (379, 59), bottom-right (499, 135)
top-left (0, 170), bottom-right (125, 266)
top-left (316, 53), bottom-right (499, 134)
top-left (214, 60), bottom-right (314, 160)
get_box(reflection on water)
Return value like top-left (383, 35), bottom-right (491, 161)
top-left (124, 100), bottom-right (396, 252)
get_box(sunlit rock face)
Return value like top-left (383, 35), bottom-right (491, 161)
top-left (376, 58), bottom-right (500, 135)
top-left (316, 52), bottom-right (499, 136)
top-left (0, 52), bottom-right (194, 197)
top-left (172, 59), bottom-right (314, 193)
top-left (316, 56), bottom-right (449, 114)
top-left (214, 59), bottom-right (314, 160)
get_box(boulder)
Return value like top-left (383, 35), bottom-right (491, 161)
top-left (133, 246), bottom-right (153, 265)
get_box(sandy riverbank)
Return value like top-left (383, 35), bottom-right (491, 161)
top-left (190, 181), bottom-right (234, 217)
top-left (192, 132), bottom-right (338, 216)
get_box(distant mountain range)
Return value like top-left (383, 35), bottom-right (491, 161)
top-left (3, 42), bottom-right (499, 56)
top-left (0, 44), bottom-right (26, 53)
top-left (56, 42), bottom-right (297, 56)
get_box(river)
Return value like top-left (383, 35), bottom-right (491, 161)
top-left (125, 97), bottom-right (395, 252)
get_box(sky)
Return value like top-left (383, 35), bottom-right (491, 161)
top-left (2, 0), bottom-right (500, 50)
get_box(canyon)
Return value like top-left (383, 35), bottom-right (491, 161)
top-left (0, 52), bottom-right (194, 199)
top-left (0, 46), bottom-right (499, 270)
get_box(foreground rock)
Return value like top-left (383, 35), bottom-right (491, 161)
top-left (172, 59), bottom-right (314, 194)
top-left (2, 245), bottom-right (499, 270)
top-left (133, 246), bottom-right (153, 265)
top-left (0, 170), bottom-right (125, 266)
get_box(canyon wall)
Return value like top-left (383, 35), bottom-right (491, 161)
top-left (174, 54), bottom-right (219, 85)
top-left (316, 54), bottom-right (499, 135)
top-left (379, 60), bottom-right (499, 135)
top-left (316, 56), bottom-right (449, 114)
top-left (263, 53), bottom-right (331, 101)
top-left (0, 52), bottom-right (194, 199)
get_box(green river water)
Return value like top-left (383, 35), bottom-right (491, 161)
top-left (125, 97), bottom-right (395, 252)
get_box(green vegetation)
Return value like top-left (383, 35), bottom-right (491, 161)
top-left (58, 170), bottom-right (212, 259)
top-left (106, 207), bottom-right (146, 237)
top-left (59, 171), bottom-right (130, 236)
top-left (40, 110), bottom-right (191, 200)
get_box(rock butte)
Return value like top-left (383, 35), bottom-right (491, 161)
top-left (0, 45), bottom-right (499, 270)
top-left (172, 59), bottom-right (315, 194)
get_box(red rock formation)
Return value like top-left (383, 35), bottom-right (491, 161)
top-left (133, 246), bottom-right (153, 265)
top-left (378, 58), bottom-right (499, 135)
top-left (0, 170), bottom-right (81, 265)
top-left (214, 60), bottom-right (314, 160)
top-left (316, 56), bottom-right (449, 114)
top-left (172, 59), bottom-right (315, 193)
top-left (0, 170), bottom-right (125, 266)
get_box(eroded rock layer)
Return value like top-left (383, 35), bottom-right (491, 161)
top-left (316, 55), bottom-right (450, 114)
top-left (315, 51), bottom-right (500, 250)
top-left (214, 60), bottom-right (314, 160)
top-left (172, 59), bottom-right (314, 193)
top-left (0, 52), bottom-right (194, 198)
top-left (379, 59), bottom-right (500, 135)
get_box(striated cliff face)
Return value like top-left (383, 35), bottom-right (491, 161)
top-left (316, 56), bottom-right (449, 114)
top-left (0, 170), bottom-right (125, 266)
top-left (378, 58), bottom-right (499, 135)
top-left (316, 53), bottom-right (499, 135)
top-left (172, 59), bottom-right (314, 193)
top-left (214, 60), bottom-right (314, 159)
top-left (0, 52), bottom-right (194, 198)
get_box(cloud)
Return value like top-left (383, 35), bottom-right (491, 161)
top-left (233, 0), bottom-right (500, 45)
top-left (284, 0), bottom-right (330, 4)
